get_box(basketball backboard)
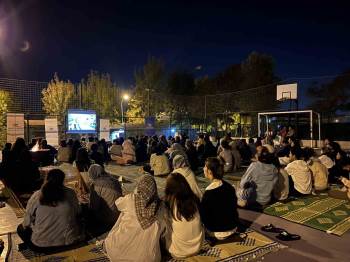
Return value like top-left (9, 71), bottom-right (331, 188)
top-left (277, 83), bottom-right (297, 101)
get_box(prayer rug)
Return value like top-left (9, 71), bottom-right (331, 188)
top-left (168, 229), bottom-right (286, 262)
top-left (264, 195), bottom-right (350, 236)
top-left (0, 187), bottom-right (25, 219)
top-left (6, 230), bottom-right (284, 262)
top-left (6, 232), bottom-right (109, 262)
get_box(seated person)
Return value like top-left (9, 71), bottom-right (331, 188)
top-left (73, 148), bottom-right (92, 198)
top-left (200, 157), bottom-right (239, 240)
top-left (89, 143), bottom-right (104, 167)
top-left (218, 140), bottom-right (234, 173)
top-left (185, 140), bottom-right (199, 171)
top-left (88, 165), bottom-right (122, 234)
top-left (172, 155), bottom-right (202, 199)
top-left (40, 139), bottom-right (57, 166)
top-left (163, 173), bottom-right (204, 258)
top-left (304, 147), bottom-right (329, 191)
top-left (237, 147), bottom-right (278, 207)
top-left (104, 175), bottom-right (164, 261)
top-left (285, 147), bottom-right (312, 196)
top-left (4, 138), bottom-right (41, 192)
top-left (273, 167), bottom-right (290, 201)
top-left (115, 139), bottom-right (136, 165)
top-left (17, 169), bottom-right (82, 252)
top-left (144, 146), bottom-right (171, 176)
top-left (135, 137), bottom-right (148, 163)
top-left (109, 139), bottom-right (123, 160)
top-left (56, 140), bottom-right (72, 163)
top-left (229, 141), bottom-right (241, 170)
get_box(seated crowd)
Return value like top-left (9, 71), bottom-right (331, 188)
top-left (0, 130), bottom-right (349, 260)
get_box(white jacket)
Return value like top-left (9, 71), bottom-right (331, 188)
top-left (285, 160), bottom-right (312, 194)
top-left (104, 194), bottom-right (164, 262)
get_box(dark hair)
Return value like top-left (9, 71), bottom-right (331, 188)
top-left (60, 140), bottom-right (67, 147)
top-left (258, 147), bottom-right (274, 164)
top-left (91, 143), bottom-right (98, 152)
top-left (290, 146), bottom-right (303, 160)
top-left (205, 157), bottom-right (224, 179)
top-left (40, 169), bottom-right (65, 206)
top-left (248, 138), bottom-right (254, 144)
top-left (75, 147), bottom-right (91, 172)
top-left (4, 142), bottom-right (12, 150)
top-left (165, 173), bottom-right (199, 222)
top-left (303, 147), bottom-right (315, 162)
top-left (81, 137), bottom-right (86, 142)
top-left (220, 140), bottom-right (230, 150)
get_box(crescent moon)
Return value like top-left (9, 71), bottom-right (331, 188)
top-left (20, 41), bottom-right (30, 52)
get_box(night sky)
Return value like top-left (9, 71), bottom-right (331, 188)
top-left (0, 0), bottom-right (350, 87)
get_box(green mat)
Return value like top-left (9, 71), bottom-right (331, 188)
top-left (264, 196), bottom-right (350, 236)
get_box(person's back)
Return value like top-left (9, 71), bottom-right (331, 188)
top-left (135, 139), bottom-right (148, 162)
top-left (308, 158), bottom-right (328, 191)
top-left (104, 175), bottom-right (163, 262)
top-left (6, 148), bottom-right (41, 192)
top-left (150, 153), bottom-right (171, 176)
top-left (241, 161), bottom-right (278, 205)
top-left (163, 173), bottom-right (203, 258)
top-left (285, 160), bottom-right (312, 194)
top-left (185, 141), bottom-right (199, 171)
top-left (219, 148), bottom-right (234, 173)
top-left (19, 169), bottom-right (82, 249)
top-left (89, 165), bottom-right (122, 230)
top-left (23, 188), bottom-right (81, 247)
top-left (200, 180), bottom-right (239, 234)
top-left (173, 166), bottom-right (203, 199)
top-left (57, 141), bottom-right (72, 163)
top-left (109, 144), bottom-right (122, 158)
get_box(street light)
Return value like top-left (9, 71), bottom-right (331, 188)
top-left (121, 94), bottom-right (130, 137)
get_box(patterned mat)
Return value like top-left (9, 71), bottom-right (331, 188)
top-left (169, 229), bottom-right (286, 262)
top-left (6, 229), bottom-right (284, 262)
top-left (6, 233), bottom-right (109, 262)
top-left (264, 196), bottom-right (350, 236)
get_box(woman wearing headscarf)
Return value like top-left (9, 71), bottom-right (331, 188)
top-left (172, 155), bottom-right (203, 200)
top-left (88, 165), bottom-right (122, 234)
top-left (115, 139), bottom-right (136, 165)
top-left (104, 175), bottom-right (165, 262)
top-left (166, 143), bottom-right (187, 162)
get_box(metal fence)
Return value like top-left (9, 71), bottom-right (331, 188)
top-left (1, 75), bottom-right (350, 147)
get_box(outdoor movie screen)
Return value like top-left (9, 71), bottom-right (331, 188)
top-left (67, 109), bottom-right (97, 133)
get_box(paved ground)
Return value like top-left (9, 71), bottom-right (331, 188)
top-left (105, 163), bottom-right (350, 262)
top-left (1, 164), bottom-right (349, 261)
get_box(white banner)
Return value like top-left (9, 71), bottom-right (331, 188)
top-left (7, 113), bottom-right (25, 144)
top-left (45, 118), bottom-right (59, 146)
top-left (99, 119), bottom-right (110, 141)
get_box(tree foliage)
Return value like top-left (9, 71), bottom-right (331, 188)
top-left (127, 56), bottom-right (166, 119)
top-left (0, 90), bottom-right (11, 148)
top-left (308, 70), bottom-right (350, 115)
top-left (79, 71), bottom-right (121, 122)
top-left (42, 73), bottom-right (74, 123)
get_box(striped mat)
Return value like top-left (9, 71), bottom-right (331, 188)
top-left (264, 196), bottom-right (350, 236)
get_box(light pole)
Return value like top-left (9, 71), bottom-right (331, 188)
top-left (121, 94), bottom-right (129, 138)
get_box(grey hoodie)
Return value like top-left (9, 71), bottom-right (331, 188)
top-left (240, 161), bottom-right (278, 205)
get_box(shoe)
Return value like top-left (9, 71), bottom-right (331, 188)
top-left (276, 230), bottom-right (301, 241)
top-left (261, 224), bottom-right (284, 233)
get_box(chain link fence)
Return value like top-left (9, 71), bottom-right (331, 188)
top-left (1, 75), bottom-right (350, 148)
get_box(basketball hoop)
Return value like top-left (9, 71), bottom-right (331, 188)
top-left (276, 83), bottom-right (297, 101)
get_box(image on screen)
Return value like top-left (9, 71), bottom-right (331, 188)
top-left (67, 110), bottom-right (97, 133)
